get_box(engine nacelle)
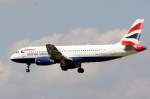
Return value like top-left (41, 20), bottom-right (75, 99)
top-left (35, 57), bottom-right (54, 66)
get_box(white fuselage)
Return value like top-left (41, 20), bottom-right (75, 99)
top-left (10, 44), bottom-right (136, 64)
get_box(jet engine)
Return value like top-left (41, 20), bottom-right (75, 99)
top-left (35, 57), bottom-right (54, 65)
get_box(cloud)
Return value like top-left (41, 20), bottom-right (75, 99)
top-left (8, 27), bottom-right (127, 79)
top-left (10, 27), bottom-right (126, 52)
top-left (9, 27), bottom-right (126, 79)
top-left (100, 78), bottom-right (150, 99)
top-left (3, 27), bottom-right (150, 99)
top-left (126, 79), bottom-right (150, 98)
top-left (0, 61), bottom-right (11, 85)
top-left (8, 27), bottom-right (127, 81)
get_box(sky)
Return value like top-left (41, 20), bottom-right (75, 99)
top-left (0, 0), bottom-right (150, 99)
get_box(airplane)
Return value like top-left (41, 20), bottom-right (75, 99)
top-left (10, 19), bottom-right (146, 73)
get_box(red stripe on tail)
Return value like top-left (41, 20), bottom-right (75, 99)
top-left (121, 40), bottom-right (136, 46)
top-left (128, 23), bottom-right (143, 34)
top-left (121, 40), bottom-right (146, 52)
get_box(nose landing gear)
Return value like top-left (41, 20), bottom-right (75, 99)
top-left (26, 63), bottom-right (31, 72)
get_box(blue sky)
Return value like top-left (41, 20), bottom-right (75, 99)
top-left (0, 0), bottom-right (150, 99)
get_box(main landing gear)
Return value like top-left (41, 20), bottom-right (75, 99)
top-left (77, 67), bottom-right (84, 73)
top-left (76, 63), bottom-right (84, 73)
top-left (26, 63), bottom-right (31, 72)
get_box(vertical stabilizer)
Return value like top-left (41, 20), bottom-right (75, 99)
top-left (120, 19), bottom-right (144, 45)
top-left (119, 19), bottom-right (146, 52)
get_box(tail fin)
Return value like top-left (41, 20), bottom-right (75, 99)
top-left (120, 19), bottom-right (144, 46)
top-left (119, 19), bottom-right (146, 52)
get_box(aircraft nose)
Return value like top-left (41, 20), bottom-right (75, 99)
top-left (10, 54), bottom-right (17, 62)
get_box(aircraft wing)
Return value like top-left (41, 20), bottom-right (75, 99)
top-left (46, 44), bottom-right (82, 71)
top-left (46, 44), bottom-right (71, 63)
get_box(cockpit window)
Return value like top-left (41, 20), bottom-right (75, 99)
top-left (16, 51), bottom-right (19, 53)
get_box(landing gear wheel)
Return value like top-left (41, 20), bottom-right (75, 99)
top-left (26, 69), bottom-right (30, 72)
top-left (61, 66), bottom-right (68, 71)
top-left (77, 68), bottom-right (84, 73)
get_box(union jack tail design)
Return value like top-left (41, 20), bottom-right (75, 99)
top-left (120, 19), bottom-right (146, 52)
